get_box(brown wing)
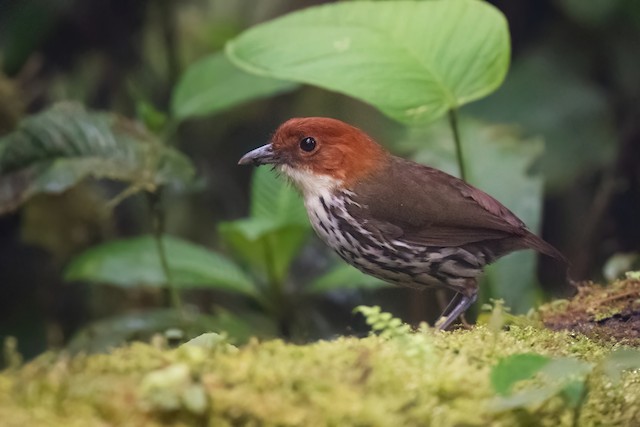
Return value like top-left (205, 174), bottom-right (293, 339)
top-left (348, 156), bottom-right (528, 247)
top-left (348, 156), bottom-right (567, 263)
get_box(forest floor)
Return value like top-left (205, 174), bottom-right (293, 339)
top-left (0, 278), bottom-right (639, 426)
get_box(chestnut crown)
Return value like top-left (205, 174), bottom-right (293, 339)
top-left (239, 117), bottom-right (388, 187)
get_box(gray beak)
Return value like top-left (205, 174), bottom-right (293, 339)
top-left (238, 144), bottom-right (277, 166)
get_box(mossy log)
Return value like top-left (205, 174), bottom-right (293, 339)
top-left (1, 280), bottom-right (639, 426)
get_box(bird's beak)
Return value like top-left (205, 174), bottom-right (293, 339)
top-left (238, 143), bottom-right (277, 166)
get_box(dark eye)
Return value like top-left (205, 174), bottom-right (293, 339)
top-left (299, 136), bottom-right (316, 152)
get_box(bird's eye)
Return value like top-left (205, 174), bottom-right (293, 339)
top-left (299, 136), bottom-right (316, 152)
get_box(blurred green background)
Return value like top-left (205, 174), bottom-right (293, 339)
top-left (0, 0), bottom-right (639, 360)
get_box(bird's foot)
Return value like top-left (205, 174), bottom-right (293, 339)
top-left (435, 291), bottom-right (478, 331)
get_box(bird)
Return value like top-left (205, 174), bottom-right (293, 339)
top-left (238, 117), bottom-right (567, 330)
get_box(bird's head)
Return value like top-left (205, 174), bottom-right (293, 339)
top-left (238, 117), bottom-right (387, 197)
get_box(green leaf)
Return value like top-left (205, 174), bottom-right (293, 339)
top-left (172, 52), bottom-right (297, 120)
top-left (65, 235), bottom-right (256, 296)
top-left (0, 103), bottom-right (194, 215)
top-left (220, 217), bottom-right (284, 241)
top-left (602, 348), bottom-right (640, 384)
top-left (200, 309), bottom-right (276, 343)
top-left (182, 332), bottom-right (231, 350)
top-left (488, 384), bottom-right (561, 412)
top-left (182, 309), bottom-right (277, 346)
top-left (136, 101), bottom-right (167, 133)
top-left (66, 309), bottom-right (220, 353)
top-left (539, 357), bottom-right (593, 380)
top-left (490, 353), bottom-right (551, 395)
top-left (226, 0), bottom-right (509, 125)
top-left (218, 219), bottom-right (309, 284)
top-left (219, 167), bottom-right (311, 283)
top-left (251, 167), bottom-right (308, 226)
top-left (489, 356), bottom-right (593, 412)
top-left (400, 118), bottom-right (545, 313)
top-left (561, 379), bottom-right (586, 408)
top-left (489, 355), bottom-right (593, 411)
top-left (308, 262), bottom-right (388, 293)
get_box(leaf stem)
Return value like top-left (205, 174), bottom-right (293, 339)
top-left (158, 0), bottom-right (180, 91)
top-left (571, 377), bottom-right (589, 427)
top-left (162, 118), bottom-right (180, 146)
top-left (263, 236), bottom-right (280, 293)
top-left (448, 108), bottom-right (467, 182)
top-left (106, 184), bottom-right (144, 211)
top-left (148, 191), bottom-right (185, 319)
top-left (263, 235), bottom-right (291, 337)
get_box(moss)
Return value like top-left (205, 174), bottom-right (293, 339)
top-left (0, 323), bottom-right (638, 426)
top-left (540, 278), bottom-right (640, 345)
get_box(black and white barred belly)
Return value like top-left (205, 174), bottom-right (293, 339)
top-left (304, 191), bottom-right (488, 291)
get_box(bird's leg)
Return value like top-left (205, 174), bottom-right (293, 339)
top-left (459, 313), bottom-right (473, 329)
top-left (435, 288), bottom-right (478, 331)
top-left (439, 292), bottom-right (462, 317)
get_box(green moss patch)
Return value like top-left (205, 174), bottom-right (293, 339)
top-left (1, 320), bottom-right (639, 426)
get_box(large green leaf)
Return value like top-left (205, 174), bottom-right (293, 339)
top-left (400, 118), bottom-right (544, 313)
top-left (308, 262), bottom-right (388, 293)
top-left (489, 356), bottom-right (593, 412)
top-left (171, 52), bottom-right (297, 120)
top-left (602, 349), bottom-right (640, 384)
top-left (0, 103), bottom-right (194, 215)
top-left (226, 0), bottom-right (509, 124)
top-left (219, 167), bottom-right (311, 284)
top-left (491, 353), bottom-right (551, 396)
top-left (250, 167), bottom-right (308, 226)
top-left (218, 220), bottom-right (309, 285)
top-left (65, 235), bottom-right (256, 296)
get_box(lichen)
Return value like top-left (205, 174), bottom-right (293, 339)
top-left (0, 321), bottom-right (638, 426)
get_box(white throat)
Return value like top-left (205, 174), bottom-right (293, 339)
top-left (277, 164), bottom-right (343, 200)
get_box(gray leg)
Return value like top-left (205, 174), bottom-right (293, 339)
top-left (435, 290), bottom-right (478, 331)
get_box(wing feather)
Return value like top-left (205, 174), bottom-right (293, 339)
top-left (349, 156), bottom-right (527, 247)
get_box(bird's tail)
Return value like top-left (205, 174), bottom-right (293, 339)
top-left (522, 232), bottom-right (574, 283)
top-left (522, 232), bottom-right (568, 265)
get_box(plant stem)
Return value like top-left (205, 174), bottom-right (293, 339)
top-left (263, 236), bottom-right (279, 293)
top-left (263, 236), bottom-right (291, 338)
top-left (448, 108), bottom-right (467, 182)
top-left (158, 0), bottom-right (180, 91)
top-left (571, 377), bottom-right (589, 427)
top-left (148, 191), bottom-right (185, 319)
